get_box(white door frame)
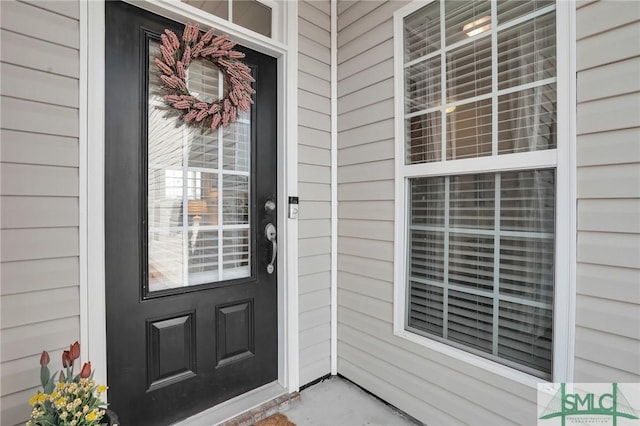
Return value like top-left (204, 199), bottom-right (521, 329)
top-left (79, 0), bottom-right (300, 401)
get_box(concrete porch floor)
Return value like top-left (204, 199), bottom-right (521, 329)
top-left (284, 377), bottom-right (421, 426)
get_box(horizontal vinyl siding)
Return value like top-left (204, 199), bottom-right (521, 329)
top-left (575, 0), bottom-right (640, 382)
top-left (0, 1), bottom-right (80, 425)
top-left (298, 0), bottom-right (332, 386)
top-left (336, 1), bottom-right (551, 424)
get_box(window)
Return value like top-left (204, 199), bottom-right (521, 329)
top-left (181, 0), bottom-right (273, 38)
top-left (394, 0), bottom-right (569, 380)
top-left (147, 40), bottom-right (251, 292)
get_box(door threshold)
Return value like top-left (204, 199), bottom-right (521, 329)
top-left (172, 381), bottom-right (288, 426)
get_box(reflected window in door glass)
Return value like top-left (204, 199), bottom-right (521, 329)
top-left (180, 0), bottom-right (271, 38)
top-left (147, 39), bottom-right (252, 292)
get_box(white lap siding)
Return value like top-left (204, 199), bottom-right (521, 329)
top-left (298, 0), bottom-right (333, 386)
top-left (575, 0), bottom-right (640, 382)
top-left (0, 1), bottom-right (81, 425)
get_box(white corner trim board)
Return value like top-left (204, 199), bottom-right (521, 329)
top-left (330, 0), bottom-right (338, 376)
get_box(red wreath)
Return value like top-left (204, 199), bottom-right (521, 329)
top-left (155, 23), bottom-right (255, 131)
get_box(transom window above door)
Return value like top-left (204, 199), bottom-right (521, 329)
top-left (181, 0), bottom-right (273, 37)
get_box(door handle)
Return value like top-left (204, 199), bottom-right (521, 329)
top-left (265, 223), bottom-right (277, 274)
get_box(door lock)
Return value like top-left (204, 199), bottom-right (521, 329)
top-left (265, 223), bottom-right (277, 274)
top-left (264, 199), bottom-right (276, 213)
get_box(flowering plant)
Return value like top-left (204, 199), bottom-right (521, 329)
top-left (27, 342), bottom-right (109, 426)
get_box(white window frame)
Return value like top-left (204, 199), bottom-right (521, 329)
top-left (392, 0), bottom-right (576, 387)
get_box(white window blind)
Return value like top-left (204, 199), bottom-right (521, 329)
top-left (399, 0), bottom-right (558, 379)
top-left (408, 170), bottom-right (555, 377)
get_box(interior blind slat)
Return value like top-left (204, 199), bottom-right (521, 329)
top-left (445, 1), bottom-right (492, 46)
top-left (498, 300), bottom-right (552, 370)
top-left (447, 37), bottom-right (492, 101)
top-left (406, 57), bottom-right (442, 114)
top-left (497, 0), bottom-right (555, 25)
top-left (404, 2), bottom-right (441, 63)
top-left (497, 84), bottom-right (557, 155)
top-left (446, 99), bottom-right (493, 160)
top-left (448, 290), bottom-right (493, 352)
top-left (406, 111), bottom-right (443, 164)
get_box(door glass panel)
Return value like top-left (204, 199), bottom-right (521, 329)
top-left (148, 39), bottom-right (251, 292)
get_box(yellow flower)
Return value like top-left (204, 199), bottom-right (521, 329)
top-left (36, 393), bottom-right (47, 403)
top-left (49, 390), bottom-right (59, 400)
top-left (28, 393), bottom-right (39, 406)
top-left (55, 397), bottom-right (67, 409)
top-left (97, 384), bottom-right (107, 394)
top-left (57, 382), bottom-right (65, 390)
top-left (86, 411), bottom-right (98, 421)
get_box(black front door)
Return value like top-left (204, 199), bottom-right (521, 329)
top-left (105, 2), bottom-right (278, 425)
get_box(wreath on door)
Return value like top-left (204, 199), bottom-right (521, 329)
top-left (154, 22), bottom-right (255, 132)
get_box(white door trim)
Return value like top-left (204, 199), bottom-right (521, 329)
top-left (79, 0), bottom-right (299, 402)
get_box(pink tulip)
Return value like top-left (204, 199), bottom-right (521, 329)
top-left (70, 342), bottom-right (80, 361)
top-left (62, 350), bottom-right (72, 368)
top-left (80, 362), bottom-right (92, 379)
top-left (40, 351), bottom-right (50, 367)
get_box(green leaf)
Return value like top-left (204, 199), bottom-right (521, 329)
top-left (43, 372), bottom-right (57, 394)
top-left (40, 366), bottom-right (50, 388)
